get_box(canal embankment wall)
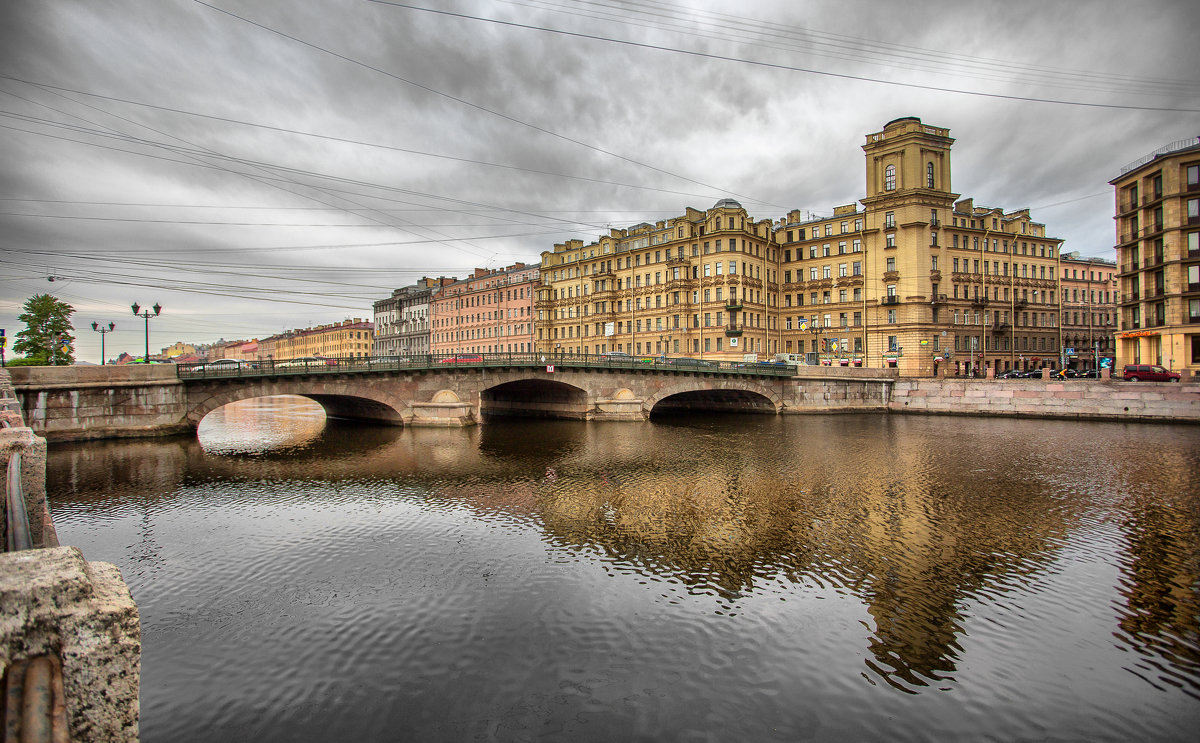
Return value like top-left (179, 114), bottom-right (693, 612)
top-left (8, 364), bottom-right (188, 441)
top-left (889, 378), bottom-right (1200, 423)
top-left (1, 367), bottom-right (141, 742)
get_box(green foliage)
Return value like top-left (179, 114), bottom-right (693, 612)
top-left (14, 293), bottom-right (75, 365)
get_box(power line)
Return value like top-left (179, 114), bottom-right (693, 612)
top-left (0, 75), bottom-right (754, 206)
top-left (192, 1), bottom-right (782, 207)
top-left (368, 1), bottom-right (1200, 113)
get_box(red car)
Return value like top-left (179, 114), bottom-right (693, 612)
top-left (440, 354), bottom-right (484, 364)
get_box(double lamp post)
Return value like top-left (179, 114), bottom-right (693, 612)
top-left (131, 302), bottom-right (162, 363)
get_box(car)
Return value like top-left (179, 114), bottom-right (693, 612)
top-left (1122, 364), bottom-right (1180, 382)
top-left (196, 359), bottom-right (247, 372)
top-left (440, 353), bottom-right (484, 364)
top-left (1079, 369), bottom-right (1103, 379)
top-left (276, 356), bottom-right (336, 369)
top-left (664, 357), bottom-right (717, 368)
top-left (996, 369), bottom-right (1024, 379)
top-left (1021, 369), bottom-right (1047, 379)
top-left (1052, 369), bottom-right (1079, 379)
top-left (366, 355), bottom-right (409, 367)
top-left (598, 351), bottom-right (632, 361)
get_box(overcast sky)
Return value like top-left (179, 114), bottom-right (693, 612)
top-left (2, 0), bottom-right (1197, 362)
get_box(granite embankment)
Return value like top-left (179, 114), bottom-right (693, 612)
top-left (890, 378), bottom-right (1200, 422)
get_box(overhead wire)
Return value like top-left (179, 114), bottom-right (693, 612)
top-left (506, 0), bottom-right (1199, 97)
top-left (367, 1), bottom-right (1200, 112)
top-left (192, 0), bottom-right (784, 208)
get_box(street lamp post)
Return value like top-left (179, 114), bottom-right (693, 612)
top-left (91, 321), bottom-right (115, 365)
top-left (131, 302), bottom-right (161, 363)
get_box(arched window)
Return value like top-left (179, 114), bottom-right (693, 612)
top-left (884, 164), bottom-right (896, 191)
top-left (927, 162), bottom-right (935, 188)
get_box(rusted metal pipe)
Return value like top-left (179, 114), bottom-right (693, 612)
top-left (5, 452), bottom-right (32, 552)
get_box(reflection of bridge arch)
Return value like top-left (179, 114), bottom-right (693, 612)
top-left (185, 378), bottom-right (408, 427)
top-left (645, 381), bottom-right (781, 416)
top-left (480, 379), bottom-right (590, 420)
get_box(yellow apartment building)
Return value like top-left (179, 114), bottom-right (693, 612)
top-left (777, 117), bottom-right (1064, 376)
top-left (536, 201), bottom-right (780, 360)
top-left (1110, 137), bottom-right (1200, 374)
top-left (535, 117), bottom-right (1066, 375)
top-left (272, 319), bottom-right (374, 360)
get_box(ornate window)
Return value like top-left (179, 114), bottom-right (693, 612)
top-left (884, 164), bottom-right (896, 191)
top-left (927, 162), bottom-right (935, 188)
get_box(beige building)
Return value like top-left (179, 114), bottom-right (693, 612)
top-left (1110, 137), bottom-right (1200, 374)
top-left (776, 117), bottom-right (1065, 376)
top-left (272, 319), bottom-right (373, 360)
top-left (536, 201), bottom-right (779, 360)
top-left (537, 118), bottom-right (1066, 375)
top-left (1059, 252), bottom-right (1118, 371)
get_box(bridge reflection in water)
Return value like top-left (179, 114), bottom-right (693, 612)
top-left (47, 396), bottom-right (1200, 742)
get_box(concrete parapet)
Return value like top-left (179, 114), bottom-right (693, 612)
top-left (890, 379), bottom-right (1200, 422)
top-left (0, 546), bottom-right (140, 742)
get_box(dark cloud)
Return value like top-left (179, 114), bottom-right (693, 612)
top-left (2, 0), bottom-right (1198, 360)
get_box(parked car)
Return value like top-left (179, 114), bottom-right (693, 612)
top-left (440, 354), bottom-right (484, 364)
top-left (1079, 369), bottom-right (1103, 379)
top-left (366, 355), bottom-right (409, 367)
top-left (1053, 368), bottom-right (1078, 379)
top-left (197, 359), bottom-right (247, 372)
top-left (665, 357), bottom-right (717, 368)
top-left (277, 356), bottom-right (336, 369)
top-left (996, 369), bottom-right (1024, 379)
top-left (1122, 364), bottom-right (1180, 382)
top-left (1022, 369), bottom-right (1047, 379)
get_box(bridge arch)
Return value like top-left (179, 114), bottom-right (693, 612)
top-left (644, 380), bottom-right (781, 417)
top-left (480, 378), bottom-right (590, 420)
top-left (185, 379), bottom-right (409, 428)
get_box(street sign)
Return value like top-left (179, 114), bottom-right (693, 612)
top-left (545, 365), bottom-right (555, 373)
top-left (1065, 347), bottom-right (1075, 355)
top-left (798, 319), bottom-right (809, 331)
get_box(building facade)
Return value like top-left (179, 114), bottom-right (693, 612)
top-left (536, 201), bottom-right (779, 359)
top-left (776, 117), bottom-right (1064, 376)
top-left (1110, 137), bottom-right (1200, 374)
top-left (1059, 252), bottom-right (1118, 371)
top-left (431, 264), bottom-right (538, 355)
top-left (533, 117), bottom-right (1067, 374)
top-left (272, 319), bottom-right (374, 360)
top-left (373, 277), bottom-right (455, 357)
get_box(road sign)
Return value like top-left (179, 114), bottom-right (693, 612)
top-left (798, 319), bottom-right (809, 331)
top-left (1065, 347), bottom-right (1075, 355)
top-left (545, 365), bottom-right (555, 373)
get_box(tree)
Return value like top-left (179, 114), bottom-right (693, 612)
top-left (15, 293), bottom-right (75, 365)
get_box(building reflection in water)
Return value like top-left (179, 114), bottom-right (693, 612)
top-left (46, 397), bottom-right (1200, 697)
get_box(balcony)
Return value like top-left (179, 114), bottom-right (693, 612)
top-left (665, 255), bottom-right (689, 266)
top-left (724, 299), bottom-right (743, 311)
top-left (1013, 300), bottom-right (1028, 310)
top-left (881, 296), bottom-right (900, 306)
top-left (930, 293), bottom-right (948, 305)
top-left (970, 295), bottom-right (988, 307)
top-left (724, 324), bottom-right (744, 336)
top-left (992, 322), bottom-right (1011, 333)
top-left (1143, 254), bottom-right (1165, 268)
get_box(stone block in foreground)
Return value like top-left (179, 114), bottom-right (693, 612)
top-left (1, 546), bottom-right (140, 742)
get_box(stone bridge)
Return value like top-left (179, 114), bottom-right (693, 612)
top-left (8, 362), bottom-right (896, 441)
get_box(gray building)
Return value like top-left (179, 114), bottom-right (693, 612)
top-left (373, 277), bottom-right (456, 357)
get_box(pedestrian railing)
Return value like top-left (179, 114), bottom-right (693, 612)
top-left (176, 352), bottom-right (799, 380)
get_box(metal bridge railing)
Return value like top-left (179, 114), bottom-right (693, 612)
top-left (175, 352), bottom-right (799, 381)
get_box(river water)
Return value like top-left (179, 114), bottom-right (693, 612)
top-left (47, 396), bottom-right (1200, 742)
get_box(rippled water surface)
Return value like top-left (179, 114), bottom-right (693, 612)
top-left (48, 396), bottom-right (1200, 742)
